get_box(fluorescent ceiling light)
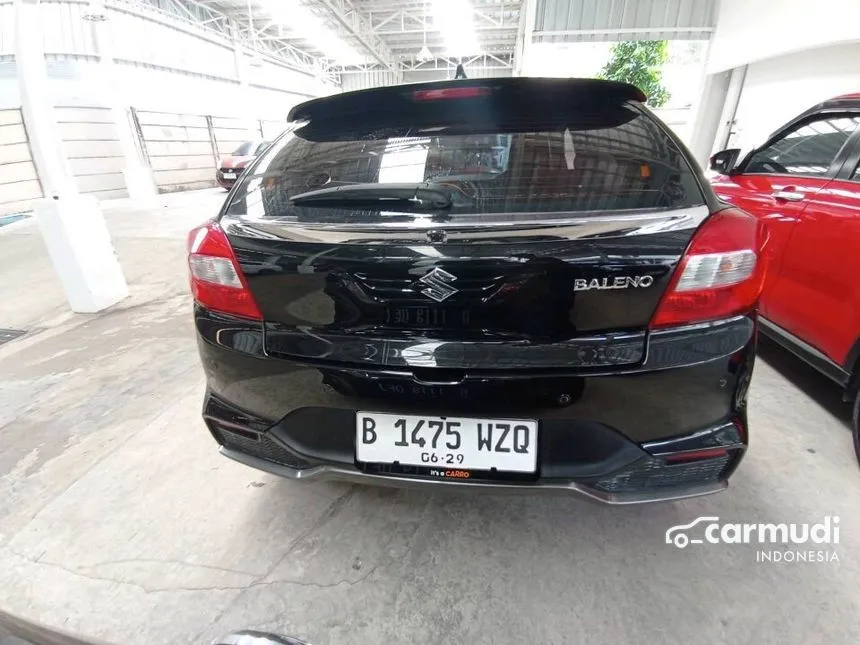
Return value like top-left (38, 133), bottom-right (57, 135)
top-left (263, 0), bottom-right (365, 65)
top-left (433, 0), bottom-right (480, 58)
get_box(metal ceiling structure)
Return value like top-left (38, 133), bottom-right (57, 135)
top-left (130, 0), bottom-right (718, 85)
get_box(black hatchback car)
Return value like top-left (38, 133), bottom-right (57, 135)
top-left (189, 78), bottom-right (765, 504)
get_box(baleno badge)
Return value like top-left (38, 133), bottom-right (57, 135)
top-left (574, 275), bottom-right (655, 291)
top-left (417, 267), bottom-right (459, 302)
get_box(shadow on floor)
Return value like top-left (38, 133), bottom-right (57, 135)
top-left (757, 335), bottom-right (853, 432)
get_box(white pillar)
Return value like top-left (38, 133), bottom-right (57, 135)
top-left (688, 70), bottom-right (732, 168)
top-left (230, 23), bottom-right (263, 141)
top-left (713, 66), bottom-right (748, 152)
top-left (514, 0), bottom-right (537, 76)
top-left (15, 0), bottom-right (128, 313)
top-left (89, 4), bottom-right (158, 203)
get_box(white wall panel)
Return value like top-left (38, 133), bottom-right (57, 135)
top-left (340, 70), bottom-right (399, 92)
top-left (40, 0), bottom-right (97, 56)
top-left (135, 109), bottom-right (215, 192)
top-left (144, 140), bottom-right (212, 157)
top-left (0, 142), bottom-right (32, 164)
top-left (0, 108), bottom-right (42, 215)
top-left (0, 2), bottom-right (15, 55)
top-left (139, 124), bottom-right (210, 142)
top-left (2, 159), bottom-right (38, 183)
top-left (149, 153), bottom-right (215, 171)
top-left (0, 0), bottom-right (333, 199)
top-left (708, 0), bottom-right (860, 74)
top-left (67, 155), bottom-right (124, 175)
top-left (0, 1), bottom-right (332, 115)
top-left (56, 121), bottom-right (118, 141)
top-left (55, 105), bottom-right (128, 198)
top-left (107, 7), bottom-right (235, 78)
top-left (63, 139), bottom-right (123, 158)
top-left (728, 43), bottom-right (860, 155)
top-left (0, 122), bottom-right (27, 144)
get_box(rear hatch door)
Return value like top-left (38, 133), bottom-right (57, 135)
top-left (220, 79), bottom-right (709, 370)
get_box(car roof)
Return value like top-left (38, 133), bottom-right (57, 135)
top-left (766, 94), bottom-right (860, 143)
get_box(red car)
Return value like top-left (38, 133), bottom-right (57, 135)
top-left (216, 140), bottom-right (270, 190)
top-left (709, 93), bottom-right (860, 458)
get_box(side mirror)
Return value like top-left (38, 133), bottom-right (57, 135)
top-left (709, 149), bottom-right (741, 174)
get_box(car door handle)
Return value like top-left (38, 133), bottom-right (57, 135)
top-left (773, 190), bottom-right (804, 202)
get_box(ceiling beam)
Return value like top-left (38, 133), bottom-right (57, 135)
top-left (316, 0), bottom-right (394, 69)
top-left (131, 0), bottom-right (331, 79)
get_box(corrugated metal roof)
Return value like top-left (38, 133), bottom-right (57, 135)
top-left (534, 0), bottom-right (717, 42)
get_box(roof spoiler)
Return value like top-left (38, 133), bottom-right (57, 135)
top-left (288, 77), bottom-right (647, 123)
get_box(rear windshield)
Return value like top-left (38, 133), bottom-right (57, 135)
top-left (231, 142), bottom-right (254, 156)
top-left (226, 103), bottom-right (703, 219)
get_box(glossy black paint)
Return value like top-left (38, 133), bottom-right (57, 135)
top-left (197, 304), bottom-right (753, 448)
top-left (232, 229), bottom-right (688, 336)
top-left (288, 78), bottom-right (647, 134)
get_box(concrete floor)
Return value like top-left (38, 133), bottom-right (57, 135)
top-left (0, 189), bottom-right (858, 645)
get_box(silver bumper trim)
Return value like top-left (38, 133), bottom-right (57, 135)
top-left (219, 447), bottom-right (728, 506)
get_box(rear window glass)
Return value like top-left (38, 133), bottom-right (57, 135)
top-left (231, 142), bottom-right (253, 156)
top-left (226, 104), bottom-right (703, 218)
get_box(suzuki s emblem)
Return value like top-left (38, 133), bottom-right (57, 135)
top-left (417, 267), bottom-right (459, 302)
top-left (426, 229), bottom-right (447, 243)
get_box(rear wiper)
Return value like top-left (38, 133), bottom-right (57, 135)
top-left (289, 183), bottom-right (452, 210)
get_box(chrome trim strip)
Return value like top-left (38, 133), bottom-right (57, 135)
top-left (225, 205), bottom-right (710, 244)
top-left (219, 447), bottom-right (727, 505)
top-left (643, 421), bottom-right (743, 456)
top-left (264, 326), bottom-right (646, 369)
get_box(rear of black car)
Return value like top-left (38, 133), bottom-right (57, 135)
top-left (189, 78), bottom-right (763, 503)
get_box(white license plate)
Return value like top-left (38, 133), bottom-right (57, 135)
top-left (356, 412), bottom-right (537, 473)
top-left (222, 172), bottom-right (237, 179)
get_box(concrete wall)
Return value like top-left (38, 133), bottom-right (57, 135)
top-left (728, 42), bottom-right (860, 154)
top-left (0, 0), bottom-right (332, 209)
top-left (56, 105), bottom-right (127, 200)
top-left (0, 108), bottom-right (42, 216)
top-left (707, 0), bottom-right (860, 74)
top-left (134, 111), bottom-right (288, 193)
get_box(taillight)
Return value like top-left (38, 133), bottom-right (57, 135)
top-left (650, 208), bottom-right (766, 328)
top-left (187, 220), bottom-right (263, 320)
top-left (412, 87), bottom-right (491, 101)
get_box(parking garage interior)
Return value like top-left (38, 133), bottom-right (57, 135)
top-left (1, 0), bottom-right (859, 644)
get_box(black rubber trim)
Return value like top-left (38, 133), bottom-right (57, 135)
top-left (734, 105), bottom-right (860, 178)
top-left (834, 126), bottom-right (860, 180)
top-left (759, 316), bottom-right (850, 386)
top-left (844, 338), bottom-right (860, 390)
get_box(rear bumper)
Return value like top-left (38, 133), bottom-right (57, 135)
top-left (197, 309), bottom-right (755, 504)
top-left (216, 171), bottom-right (239, 189)
top-left (219, 444), bottom-right (729, 505)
